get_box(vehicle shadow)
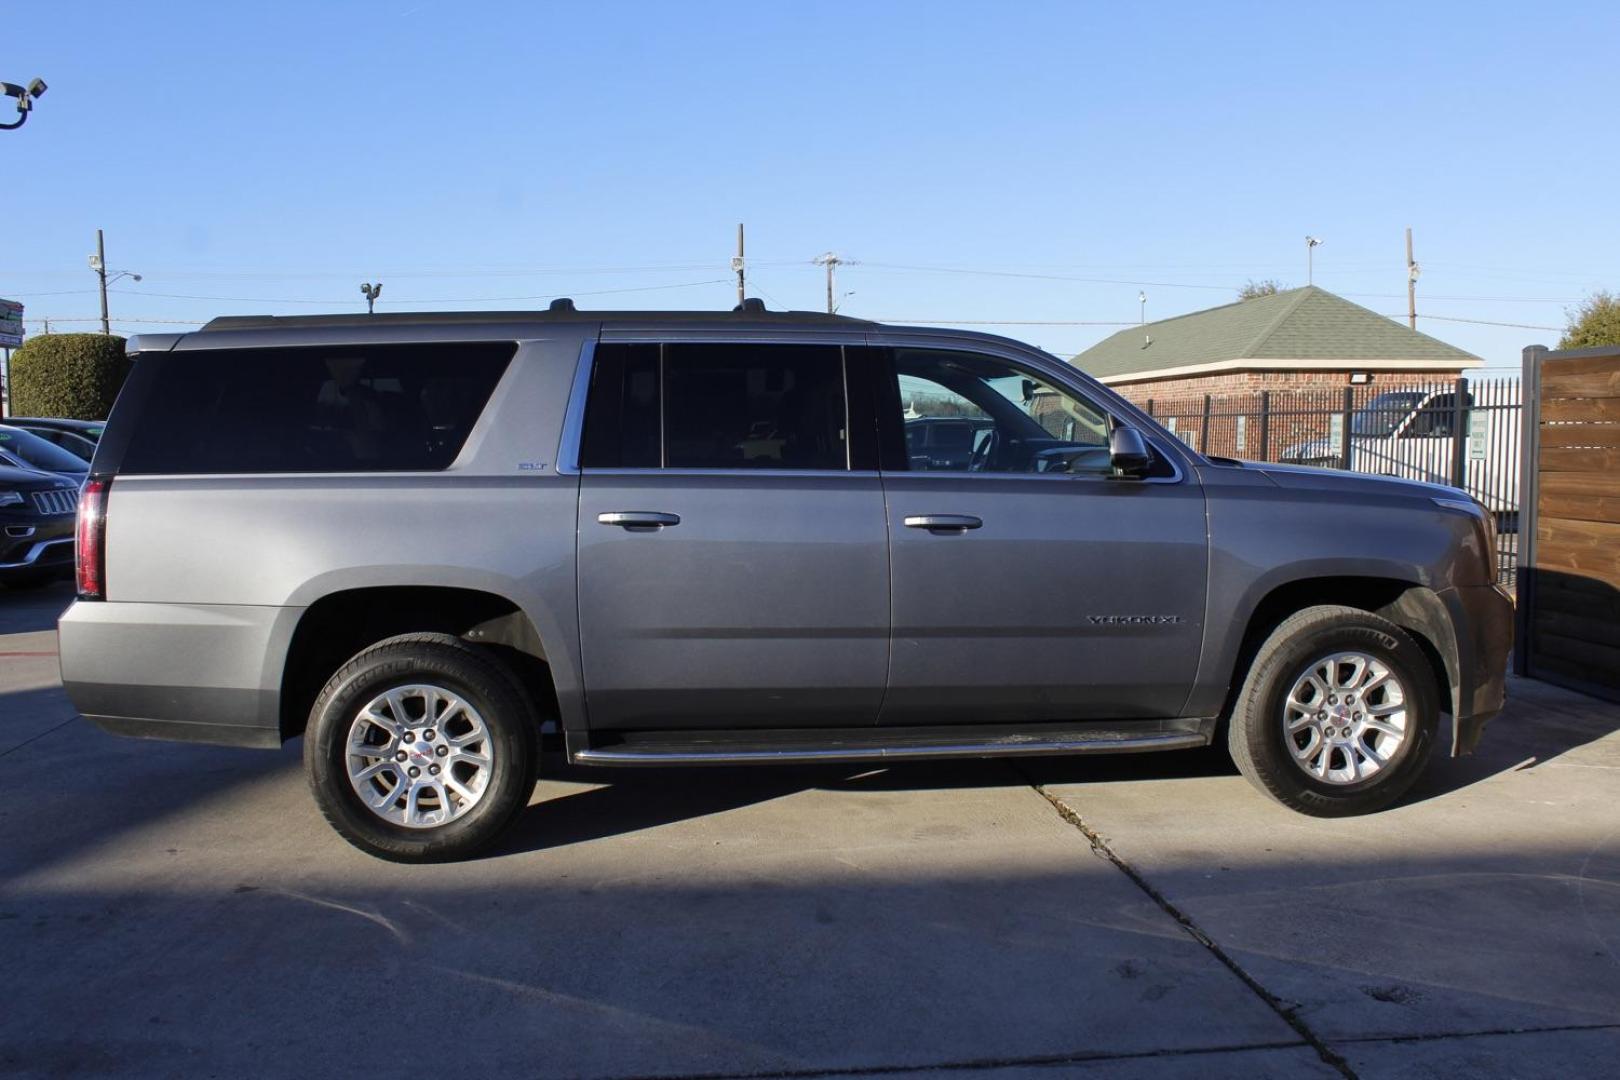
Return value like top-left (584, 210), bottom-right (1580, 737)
top-left (490, 671), bottom-right (1619, 857)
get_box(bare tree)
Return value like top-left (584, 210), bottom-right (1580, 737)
top-left (1238, 279), bottom-right (1289, 300)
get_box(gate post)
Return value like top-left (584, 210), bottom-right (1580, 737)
top-left (1200, 393), bottom-right (1212, 454)
top-left (1515, 345), bottom-right (1547, 676)
top-left (1340, 387), bottom-right (1354, 470)
top-left (1258, 390), bottom-right (1271, 462)
top-left (1450, 376), bottom-right (1469, 487)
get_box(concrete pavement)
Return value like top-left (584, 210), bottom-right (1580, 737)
top-left (2, 580), bottom-right (1617, 1078)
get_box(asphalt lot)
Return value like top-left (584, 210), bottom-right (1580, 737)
top-left (2, 581), bottom-right (1617, 1079)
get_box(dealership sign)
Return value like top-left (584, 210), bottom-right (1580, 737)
top-left (0, 299), bottom-right (22, 348)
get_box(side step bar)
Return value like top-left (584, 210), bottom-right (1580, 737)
top-left (571, 721), bottom-right (1213, 767)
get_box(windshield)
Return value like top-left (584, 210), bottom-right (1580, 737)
top-left (0, 425), bottom-right (90, 472)
top-left (1351, 392), bottom-right (1426, 437)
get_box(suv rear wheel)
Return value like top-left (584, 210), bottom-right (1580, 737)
top-left (1229, 605), bottom-right (1438, 817)
top-left (304, 633), bottom-right (536, 861)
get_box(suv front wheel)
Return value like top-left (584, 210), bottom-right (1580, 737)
top-left (1229, 605), bottom-right (1439, 817)
top-left (304, 633), bottom-right (537, 861)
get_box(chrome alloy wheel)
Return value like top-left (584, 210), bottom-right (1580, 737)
top-left (1282, 652), bottom-right (1408, 785)
top-left (344, 684), bottom-right (493, 829)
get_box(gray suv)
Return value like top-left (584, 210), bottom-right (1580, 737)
top-left (58, 305), bottom-right (1513, 861)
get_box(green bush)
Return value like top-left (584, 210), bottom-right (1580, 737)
top-left (7, 333), bottom-right (131, 419)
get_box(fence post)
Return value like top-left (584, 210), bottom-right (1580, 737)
top-left (1339, 387), bottom-right (1354, 470)
top-left (1145, 398), bottom-right (1154, 418)
top-left (1450, 376), bottom-right (1469, 488)
top-left (1200, 394), bottom-right (1212, 454)
top-left (1258, 390), bottom-right (1270, 461)
top-left (1515, 345), bottom-right (1547, 677)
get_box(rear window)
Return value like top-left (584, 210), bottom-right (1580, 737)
top-left (112, 343), bottom-right (514, 474)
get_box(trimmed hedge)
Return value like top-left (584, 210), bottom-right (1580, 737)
top-left (7, 333), bottom-right (131, 419)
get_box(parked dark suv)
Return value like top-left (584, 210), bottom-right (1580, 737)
top-left (0, 463), bottom-right (78, 587)
top-left (58, 305), bottom-right (1513, 860)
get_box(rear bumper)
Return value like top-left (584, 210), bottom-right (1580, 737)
top-left (58, 600), bottom-right (300, 749)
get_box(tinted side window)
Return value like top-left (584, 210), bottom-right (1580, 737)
top-left (580, 343), bottom-right (849, 471)
top-left (891, 349), bottom-right (1114, 475)
top-left (114, 343), bottom-right (514, 474)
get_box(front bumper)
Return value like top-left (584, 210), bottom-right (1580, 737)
top-left (0, 533), bottom-right (74, 579)
top-left (1444, 582), bottom-right (1514, 754)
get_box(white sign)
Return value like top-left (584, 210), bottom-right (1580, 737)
top-left (0, 299), bottom-right (22, 349)
top-left (1329, 414), bottom-right (1345, 457)
top-left (1468, 410), bottom-right (1489, 461)
top-left (1235, 415), bottom-right (1247, 454)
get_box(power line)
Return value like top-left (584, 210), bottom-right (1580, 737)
top-left (94, 278), bottom-right (731, 306)
top-left (872, 318), bottom-right (1136, 326)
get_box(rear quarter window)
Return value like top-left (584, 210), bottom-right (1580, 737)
top-left (109, 342), bottom-right (515, 474)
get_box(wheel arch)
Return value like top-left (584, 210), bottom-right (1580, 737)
top-left (276, 584), bottom-right (561, 743)
top-left (1219, 576), bottom-right (1459, 748)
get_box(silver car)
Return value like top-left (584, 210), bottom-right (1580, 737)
top-left (58, 303), bottom-right (1513, 861)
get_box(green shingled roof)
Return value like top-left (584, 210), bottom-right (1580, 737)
top-left (1072, 286), bottom-right (1480, 380)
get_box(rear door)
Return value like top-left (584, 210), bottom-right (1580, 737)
top-left (574, 333), bottom-right (891, 731)
top-left (873, 339), bottom-right (1209, 725)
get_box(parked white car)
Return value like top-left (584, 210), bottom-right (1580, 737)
top-left (1282, 388), bottom-right (1520, 520)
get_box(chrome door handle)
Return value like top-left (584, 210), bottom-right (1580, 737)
top-left (903, 514), bottom-right (982, 532)
top-left (598, 511), bottom-right (681, 529)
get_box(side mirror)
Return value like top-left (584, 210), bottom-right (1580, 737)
top-left (1109, 426), bottom-right (1152, 478)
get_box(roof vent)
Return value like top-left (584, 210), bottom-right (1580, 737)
top-left (548, 297), bottom-right (576, 312)
top-left (733, 297), bottom-right (767, 313)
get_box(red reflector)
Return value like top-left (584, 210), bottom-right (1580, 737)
top-left (75, 478), bottom-right (109, 600)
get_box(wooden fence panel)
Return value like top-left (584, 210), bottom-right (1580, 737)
top-left (1518, 344), bottom-right (1620, 701)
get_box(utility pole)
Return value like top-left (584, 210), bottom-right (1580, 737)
top-left (1305, 235), bottom-right (1322, 285)
top-left (94, 230), bottom-right (109, 334)
top-left (813, 252), bottom-right (854, 314)
top-left (88, 229), bottom-right (141, 335)
top-left (360, 282), bottom-right (382, 314)
top-left (1138, 291), bottom-right (1147, 326)
top-left (1405, 226), bottom-right (1420, 330)
top-left (732, 223), bottom-right (746, 307)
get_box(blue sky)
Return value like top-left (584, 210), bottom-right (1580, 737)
top-left (4, 1), bottom-right (1617, 369)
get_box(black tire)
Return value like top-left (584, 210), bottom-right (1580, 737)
top-left (1228, 605), bottom-right (1439, 817)
top-left (304, 633), bottom-right (537, 862)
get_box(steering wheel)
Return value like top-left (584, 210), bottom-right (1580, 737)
top-left (968, 428), bottom-right (999, 472)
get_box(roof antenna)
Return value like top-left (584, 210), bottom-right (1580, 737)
top-left (733, 297), bottom-right (766, 313)
top-left (548, 297), bottom-right (576, 312)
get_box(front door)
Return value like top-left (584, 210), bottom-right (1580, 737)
top-left (576, 338), bottom-right (890, 730)
top-left (875, 344), bottom-right (1209, 725)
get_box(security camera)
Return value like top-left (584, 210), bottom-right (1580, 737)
top-left (27, 78), bottom-right (45, 99)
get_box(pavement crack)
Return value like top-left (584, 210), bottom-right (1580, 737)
top-left (0, 714), bottom-right (78, 761)
top-left (603, 1037), bottom-right (1317, 1080)
top-left (1019, 772), bottom-right (1359, 1080)
top-left (1334, 1020), bottom-right (1620, 1046)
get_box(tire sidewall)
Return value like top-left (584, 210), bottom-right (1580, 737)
top-left (306, 645), bottom-right (533, 860)
top-left (1245, 618), bottom-right (1437, 810)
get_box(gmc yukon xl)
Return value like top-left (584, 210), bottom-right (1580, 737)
top-left (58, 304), bottom-right (1513, 861)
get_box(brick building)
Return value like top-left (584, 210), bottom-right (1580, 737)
top-left (1071, 286), bottom-right (1482, 457)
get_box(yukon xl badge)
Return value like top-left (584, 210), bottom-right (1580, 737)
top-left (1087, 615), bottom-right (1185, 625)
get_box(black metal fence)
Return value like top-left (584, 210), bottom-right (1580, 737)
top-left (1137, 378), bottom-right (1523, 585)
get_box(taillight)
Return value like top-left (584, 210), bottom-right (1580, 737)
top-left (76, 477), bottom-right (109, 600)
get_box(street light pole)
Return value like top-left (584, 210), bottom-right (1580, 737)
top-left (95, 230), bottom-right (109, 335)
top-left (1305, 235), bottom-right (1323, 286)
top-left (360, 283), bottom-right (383, 314)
